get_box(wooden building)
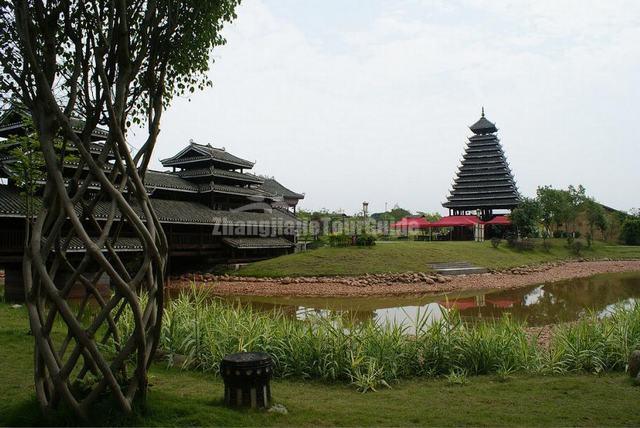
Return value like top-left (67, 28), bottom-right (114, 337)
top-left (444, 109), bottom-right (520, 220)
top-left (0, 107), bottom-right (304, 299)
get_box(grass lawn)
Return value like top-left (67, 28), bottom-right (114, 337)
top-left (236, 239), bottom-right (640, 277)
top-left (2, 299), bottom-right (640, 426)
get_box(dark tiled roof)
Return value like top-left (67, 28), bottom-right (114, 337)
top-left (161, 142), bottom-right (254, 168)
top-left (444, 117), bottom-right (519, 211)
top-left (66, 237), bottom-right (143, 252)
top-left (175, 166), bottom-right (264, 184)
top-left (0, 105), bottom-right (109, 140)
top-left (0, 184), bottom-right (298, 226)
top-left (258, 178), bottom-right (304, 199)
top-left (222, 237), bottom-right (294, 249)
top-left (144, 170), bottom-right (199, 192)
top-left (469, 113), bottom-right (498, 135)
top-left (0, 185), bottom-right (36, 216)
top-left (199, 182), bottom-right (277, 199)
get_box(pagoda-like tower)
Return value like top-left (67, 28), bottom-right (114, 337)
top-left (443, 109), bottom-right (519, 219)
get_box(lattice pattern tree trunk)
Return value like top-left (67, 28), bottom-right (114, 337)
top-left (23, 111), bottom-right (168, 419)
top-left (0, 0), bottom-right (239, 420)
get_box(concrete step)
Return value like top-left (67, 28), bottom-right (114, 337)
top-left (430, 261), bottom-right (488, 276)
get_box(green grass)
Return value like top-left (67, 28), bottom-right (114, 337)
top-left (2, 297), bottom-right (640, 426)
top-left (236, 239), bottom-right (640, 277)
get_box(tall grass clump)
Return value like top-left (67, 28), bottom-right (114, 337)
top-left (548, 301), bottom-right (640, 374)
top-left (115, 287), bottom-right (640, 391)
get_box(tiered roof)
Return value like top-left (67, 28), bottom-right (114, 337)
top-left (160, 142), bottom-right (254, 169)
top-left (258, 178), bottom-right (304, 200)
top-left (0, 184), bottom-right (298, 226)
top-left (443, 110), bottom-right (519, 211)
top-left (0, 104), bottom-right (109, 141)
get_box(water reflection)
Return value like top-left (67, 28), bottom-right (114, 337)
top-left (215, 272), bottom-right (640, 328)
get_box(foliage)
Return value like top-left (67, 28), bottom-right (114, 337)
top-left (571, 240), bottom-right (585, 256)
top-left (328, 233), bottom-right (352, 247)
top-left (0, 0), bottom-right (240, 418)
top-left (491, 237), bottom-right (502, 249)
top-left (116, 288), bottom-right (640, 390)
top-left (3, 298), bottom-right (640, 427)
top-left (537, 185), bottom-right (587, 236)
top-left (620, 217), bottom-right (640, 245)
top-left (508, 238), bottom-right (535, 252)
top-left (583, 198), bottom-right (608, 243)
top-left (510, 197), bottom-right (541, 238)
top-left (355, 234), bottom-right (376, 247)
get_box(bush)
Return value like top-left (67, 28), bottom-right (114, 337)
top-left (328, 234), bottom-right (352, 247)
top-left (512, 239), bottom-right (535, 251)
top-left (566, 235), bottom-right (575, 247)
top-left (571, 240), bottom-right (585, 256)
top-left (143, 289), bottom-right (640, 388)
top-left (355, 234), bottom-right (376, 247)
top-left (541, 240), bottom-right (552, 252)
top-left (620, 218), bottom-right (640, 245)
top-left (491, 238), bottom-right (502, 249)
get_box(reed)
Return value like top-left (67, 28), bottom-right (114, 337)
top-left (115, 287), bottom-right (640, 391)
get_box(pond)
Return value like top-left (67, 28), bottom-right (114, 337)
top-left (218, 272), bottom-right (640, 327)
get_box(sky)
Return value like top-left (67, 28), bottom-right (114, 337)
top-left (131, 0), bottom-right (640, 215)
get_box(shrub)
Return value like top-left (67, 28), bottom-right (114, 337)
top-left (491, 238), bottom-right (502, 249)
top-left (513, 239), bottom-right (535, 251)
top-left (355, 234), bottom-right (376, 247)
top-left (328, 233), bottom-right (352, 247)
top-left (566, 235), bottom-right (575, 246)
top-left (571, 240), bottom-right (585, 256)
top-left (129, 289), bottom-right (640, 391)
top-left (541, 240), bottom-right (552, 252)
top-left (620, 218), bottom-right (640, 245)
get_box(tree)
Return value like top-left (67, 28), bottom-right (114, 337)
top-left (620, 214), bottom-right (640, 245)
top-left (388, 205), bottom-right (412, 221)
top-left (0, 0), bottom-right (238, 419)
top-left (583, 197), bottom-right (608, 245)
top-left (537, 186), bottom-right (568, 235)
top-left (510, 197), bottom-right (541, 238)
top-left (566, 184), bottom-right (587, 234)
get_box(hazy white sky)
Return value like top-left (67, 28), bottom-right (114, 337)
top-left (133, 0), bottom-right (640, 215)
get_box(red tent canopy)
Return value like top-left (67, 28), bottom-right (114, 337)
top-left (484, 215), bottom-right (511, 225)
top-left (391, 217), bottom-right (431, 229)
top-left (427, 215), bottom-right (482, 228)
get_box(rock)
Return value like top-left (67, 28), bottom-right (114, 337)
top-left (268, 404), bottom-right (288, 415)
top-left (424, 278), bottom-right (435, 285)
top-left (10, 304), bottom-right (22, 309)
top-left (629, 350), bottom-right (640, 378)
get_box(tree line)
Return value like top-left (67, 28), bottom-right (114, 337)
top-left (511, 185), bottom-right (640, 245)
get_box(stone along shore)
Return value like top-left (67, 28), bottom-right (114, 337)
top-left (167, 259), bottom-right (640, 298)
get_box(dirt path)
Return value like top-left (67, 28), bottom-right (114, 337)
top-left (167, 260), bottom-right (640, 298)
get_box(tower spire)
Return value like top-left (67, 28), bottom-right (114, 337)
top-left (481, 106), bottom-right (485, 117)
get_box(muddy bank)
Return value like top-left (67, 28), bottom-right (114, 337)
top-left (167, 260), bottom-right (640, 298)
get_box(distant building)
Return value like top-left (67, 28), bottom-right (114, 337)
top-left (443, 109), bottom-right (520, 220)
